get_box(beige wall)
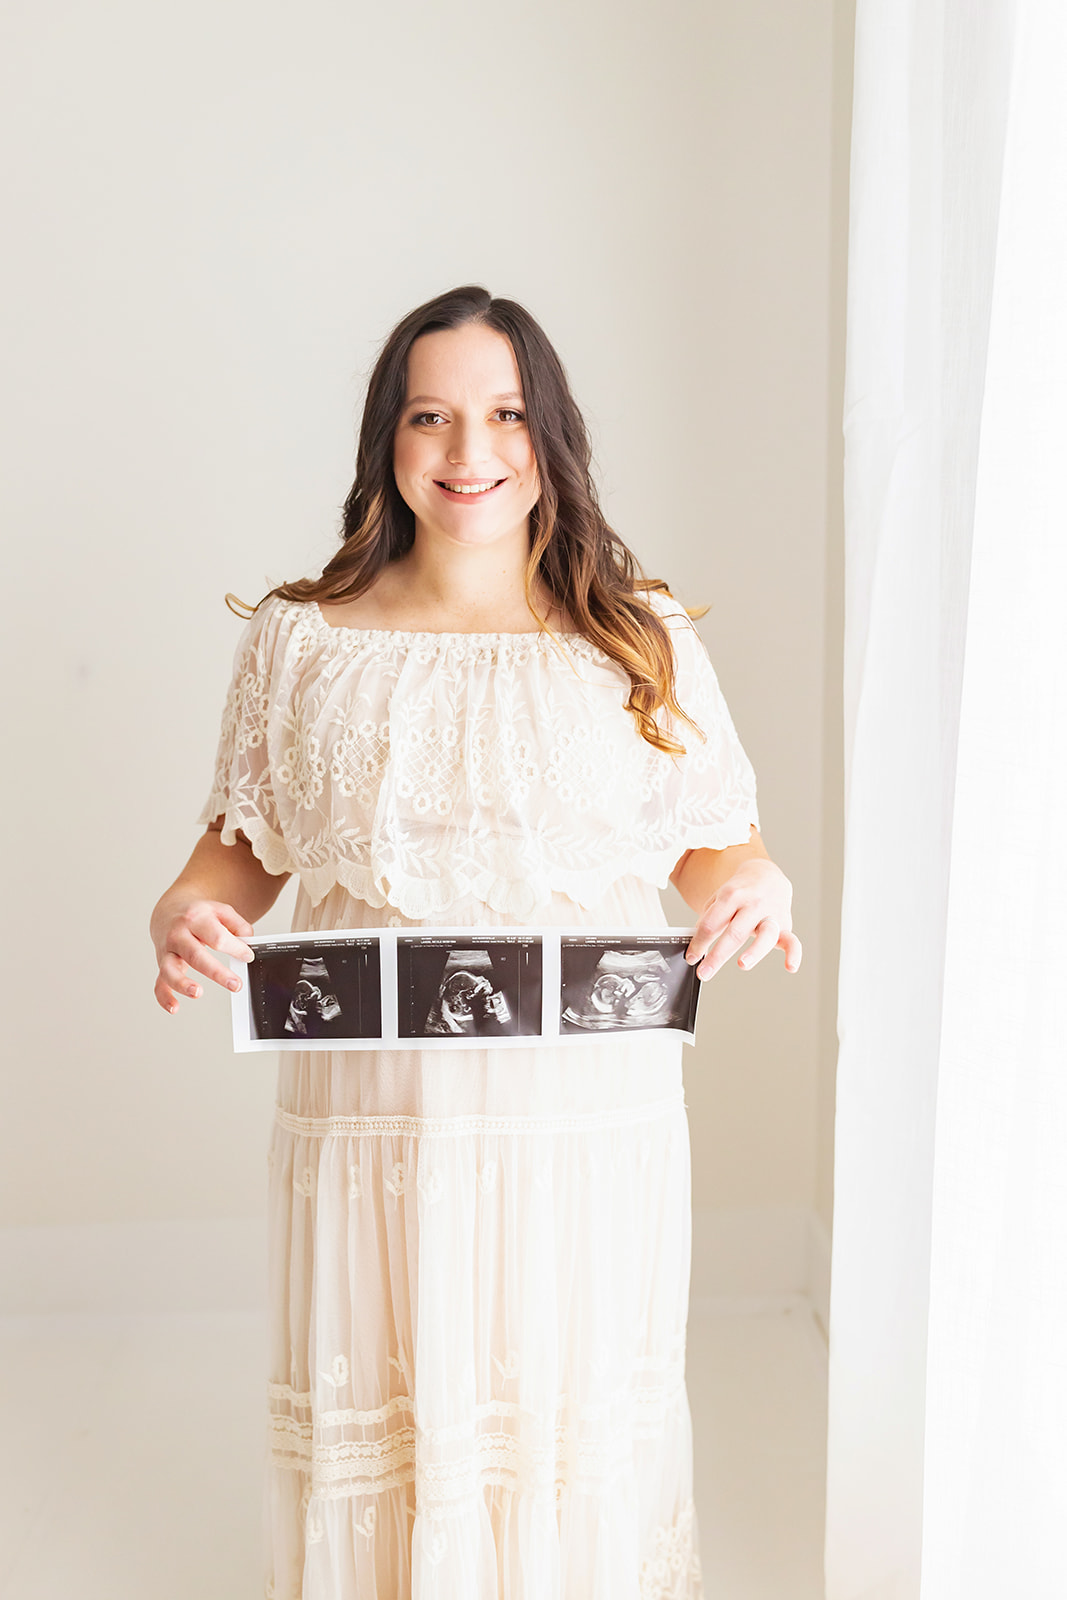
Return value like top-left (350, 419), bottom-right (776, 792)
top-left (0, 0), bottom-right (844, 1232)
top-left (815, 0), bottom-right (855, 1234)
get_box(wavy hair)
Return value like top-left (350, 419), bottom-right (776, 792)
top-left (244, 285), bottom-right (705, 755)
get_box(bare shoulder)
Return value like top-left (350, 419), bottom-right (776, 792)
top-left (318, 566), bottom-right (576, 636)
top-left (316, 572), bottom-right (405, 631)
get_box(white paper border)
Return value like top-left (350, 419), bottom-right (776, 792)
top-left (226, 925), bottom-right (702, 1052)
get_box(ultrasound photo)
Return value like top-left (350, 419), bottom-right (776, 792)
top-left (397, 937), bottom-right (542, 1040)
top-left (559, 936), bottom-right (700, 1037)
top-left (245, 939), bottom-right (382, 1042)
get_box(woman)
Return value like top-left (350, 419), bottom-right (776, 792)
top-left (150, 284), bottom-right (801, 1599)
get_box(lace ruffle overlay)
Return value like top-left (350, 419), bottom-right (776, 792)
top-left (197, 592), bottom-right (759, 918)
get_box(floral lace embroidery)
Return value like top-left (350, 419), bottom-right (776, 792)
top-left (354, 1505), bottom-right (377, 1542)
top-left (266, 1332), bottom-right (689, 1510)
top-left (418, 1165), bottom-right (445, 1204)
top-left (639, 1498), bottom-right (703, 1600)
top-left (478, 1160), bottom-right (498, 1193)
top-left (329, 720), bottom-right (390, 806)
top-left (276, 719), bottom-right (326, 812)
top-left (383, 1162), bottom-right (407, 1202)
top-left (320, 1354), bottom-right (350, 1390)
top-left (198, 595), bottom-right (760, 918)
top-left (492, 1349), bottom-right (520, 1381)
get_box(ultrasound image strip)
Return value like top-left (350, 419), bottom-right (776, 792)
top-left (228, 928), bottom-right (702, 1052)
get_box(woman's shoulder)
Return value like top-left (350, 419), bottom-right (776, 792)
top-left (229, 589), bottom-right (310, 643)
top-left (638, 583), bottom-right (700, 633)
top-left (217, 592), bottom-right (323, 682)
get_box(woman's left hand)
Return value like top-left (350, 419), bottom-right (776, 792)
top-left (684, 858), bottom-right (802, 980)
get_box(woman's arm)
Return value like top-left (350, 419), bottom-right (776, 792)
top-left (149, 820), bottom-right (291, 1015)
top-left (670, 824), bottom-right (802, 980)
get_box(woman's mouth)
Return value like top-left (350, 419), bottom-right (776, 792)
top-left (434, 478), bottom-right (506, 501)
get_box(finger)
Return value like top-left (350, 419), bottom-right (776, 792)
top-left (154, 975), bottom-right (181, 1015)
top-left (696, 914), bottom-right (760, 980)
top-left (159, 951), bottom-right (205, 999)
top-left (737, 919), bottom-right (781, 971)
top-left (185, 907), bottom-right (255, 963)
top-left (781, 931), bottom-right (803, 972)
top-left (162, 943), bottom-right (241, 995)
top-left (213, 903), bottom-right (255, 940)
top-left (684, 892), bottom-right (739, 965)
top-left (209, 905), bottom-right (256, 960)
top-left (166, 923), bottom-right (244, 987)
top-left (209, 928), bottom-right (255, 965)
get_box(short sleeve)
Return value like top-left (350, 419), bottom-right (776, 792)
top-left (196, 596), bottom-right (295, 876)
top-left (649, 589), bottom-right (761, 849)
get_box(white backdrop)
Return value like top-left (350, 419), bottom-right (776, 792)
top-left (0, 1), bottom-right (838, 1279)
top-left (827, 1), bottom-right (1067, 1594)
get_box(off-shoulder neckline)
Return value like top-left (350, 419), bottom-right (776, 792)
top-left (304, 599), bottom-right (588, 645)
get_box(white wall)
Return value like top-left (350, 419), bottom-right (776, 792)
top-left (0, 0), bottom-right (841, 1245)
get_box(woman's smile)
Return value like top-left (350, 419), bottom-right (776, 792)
top-left (434, 477), bottom-right (507, 500)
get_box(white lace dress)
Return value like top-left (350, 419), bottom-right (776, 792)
top-left (198, 590), bottom-right (760, 1600)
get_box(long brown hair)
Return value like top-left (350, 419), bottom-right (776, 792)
top-left (253, 285), bottom-right (704, 756)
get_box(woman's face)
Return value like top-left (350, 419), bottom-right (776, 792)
top-left (392, 322), bottom-right (541, 551)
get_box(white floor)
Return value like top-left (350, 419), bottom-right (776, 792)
top-left (0, 1300), bottom-right (826, 1599)
top-left (689, 1298), bottom-right (827, 1600)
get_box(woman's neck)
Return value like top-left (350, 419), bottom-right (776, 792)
top-left (395, 527), bottom-right (535, 630)
top-left (322, 522), bottom-right (567, 634)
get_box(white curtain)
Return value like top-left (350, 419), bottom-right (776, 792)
top-left (826, 3), bottom-right (1067, 1597)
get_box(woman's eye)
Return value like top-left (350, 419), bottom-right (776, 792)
top-left (410, 408), bottom-right (523, 425)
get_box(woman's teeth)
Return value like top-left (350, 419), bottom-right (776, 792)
top-left (438, 480), bottom-right (501, 494)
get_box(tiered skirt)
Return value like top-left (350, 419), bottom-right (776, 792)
top-left (262, 878), bottom-right (704, 1600)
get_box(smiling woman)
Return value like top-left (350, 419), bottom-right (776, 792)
top-left (257, 286), bottom-right (712, 754)
top-left (148, 284), bottom-right (800, 1600)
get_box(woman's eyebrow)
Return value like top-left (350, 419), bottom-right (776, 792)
top-left (404, 392), bottom-right (524, 406)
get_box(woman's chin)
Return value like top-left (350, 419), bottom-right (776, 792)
top-left (415, 514), bottom-right (527, 551)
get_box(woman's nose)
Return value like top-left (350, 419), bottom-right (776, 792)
top-left (446, 418), bottom-right (492, 467)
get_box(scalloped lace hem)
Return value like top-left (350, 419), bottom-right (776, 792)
top-left (199, 806), bottom-right (297, 880)
top-left (198, 801), bottom-right (759, 917)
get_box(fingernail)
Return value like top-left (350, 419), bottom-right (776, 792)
top-left (228, 979), bottom-right (240, 992)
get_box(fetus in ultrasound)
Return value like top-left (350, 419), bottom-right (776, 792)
top-left (561, 949), bottom-right (674, 1031)
top-left (283, 955), bottom-right (343, 1037)
top-left (423, 949), bottom-right (513, 1036)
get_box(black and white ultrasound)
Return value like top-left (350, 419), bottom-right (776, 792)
top-left (559, 936), bottom-right (699, 1036)
top-left (245, 939), bottom-right (382, 1042)
top-left (397, 937), bottom-right (543, 1040)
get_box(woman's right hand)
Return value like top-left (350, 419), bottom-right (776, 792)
top-left (151, 899), bottom-right (256, 1015)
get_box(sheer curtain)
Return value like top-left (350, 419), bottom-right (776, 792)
top-left (825, 3), bottom-right (1067, 1597)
